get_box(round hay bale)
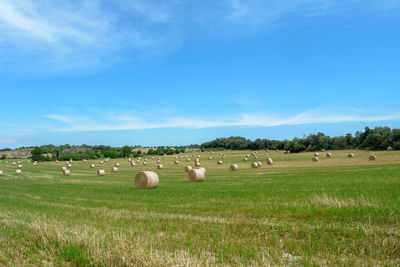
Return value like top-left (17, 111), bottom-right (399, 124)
top-left (157, 164), bottom-right (163, 169)
top-left (195, 161), bottom-right (201, 167)
top-left (97, 170), bottom-right (105, 176)
top-left (61, 166), bottom-right (67, 171)
top-left (312, 156), bottom-right (319, 162)
top-left (326, 152), bottom-right (332, 157)
top-left (56, 160), bottom-right (59, 163)
top-left (33, 161), bottom-right (37, 166)
top-left (257, 161), bottom-right (262, 167)
top-left (321, 149), bottom-right (326, 152)
top-left (99, 160), bottom-right (104, 164)
top-left (387, 147), bottom-right (393, 151)
top-left (246, 154), bottom-right (250, 158)
top-left (369, 154), bottom-right (377, 161)
top-left (188, 168), bottom-right (205, 182)
top-left (217, 160), bottom-right (223, 165)
top-left (266, 158), bottom-right (273, 165)
top-left (157, 159), bottom-right (161, 163)
top-left (131, 162), bottom-right (136, 167)
top-left (208, 156), bottom-right (212, 160)
top-left (115, 163), bottom-right (120, 167)
top-left (243, 158), bottom-right (248, 161)
top-left (136, 159), bottom-right (140, 163)
top-left (17, 164), bottom-right (22, 169)
top-left (16, 169), bottom-right (22, 175)
top-left (83, 159), bottom-right (87, 162)
top-left (314, 153), bottom-right (319, 157)
top-left (0, 170), bottom-right (3, 176)
top-left (63, 170), bottom-right (70, 176)
top-left (184, 166), bottom-right (193, 173)
top-left (230, 164), bottom-right (238, 171)
top-left (276, 150), bottom-right (279, 152)
top-left (348, 153), bottom-right (354, 158)
top-left (12, 162), bottom-right (16, 165)
top-left (69, 159), bottom-right (73, 163)
top-left (143, 161), bottom-right (147, 166)
top-left (199, 167), bottom-right (206, 174)
top-left (251, 162), bottom-right (259, 168)
top-left (67, 164), bottom-right (72, 168)
top-left (112, 167), bottom-right (118, 173)
top-left (175, 160), bottom-right (179, 165)
top-left (187, 158), bottom-right (191, 162)
top-left (135, 171), bottom-right (159, 189)
top-left (90, 164), bottom-right (95, 168)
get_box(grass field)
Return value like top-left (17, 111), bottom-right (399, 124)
top-left (0, 150), bottom-right (399, 266)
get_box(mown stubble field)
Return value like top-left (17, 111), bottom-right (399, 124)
top-left (0, 150), bottom-right (399, 266)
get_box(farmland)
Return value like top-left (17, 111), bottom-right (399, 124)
top-left (0, 150), bottom-right (399, 266)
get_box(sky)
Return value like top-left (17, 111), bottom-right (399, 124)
top-left (0, 0), bottom-right (400, 148)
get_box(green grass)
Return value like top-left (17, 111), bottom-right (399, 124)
top-left (0, 150), bottom-right (399, 266)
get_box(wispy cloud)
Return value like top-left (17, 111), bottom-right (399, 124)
top-left (44, 109), bottom-right (400, 132)
top-left (0, 0), bottom-right (399, 71)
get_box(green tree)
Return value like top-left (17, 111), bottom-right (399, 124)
top-left (121, 145), bottom-right (132, 158)
top-left (31, 147), bottom-right (43, 162)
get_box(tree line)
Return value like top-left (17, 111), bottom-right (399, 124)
top-left (200, 127), bottom-right (400, 152)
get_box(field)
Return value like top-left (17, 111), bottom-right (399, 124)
top-left (0, 150), bottom-right (399, 266)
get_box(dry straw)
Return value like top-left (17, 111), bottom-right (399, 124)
top-left (131, 162), bottom-right (136, 167)
top-left (387, 147), bottom-right (393, 151)
top-left (266, 158), bottom-right (273, 165)
top-left (16, 169), bottom-right (22, 175)
top-left (143, 162), bottom-right (147, 166)
top-left (251, 162), bottom-right (259, 168)
top-left (112, 167), bottom-right (119, 173)
top-left (326, 152), bottom-right (332, 157)
top-left (90, 164), bottom-right (95, 168)
top-left (314, 153), bottom-right (319, 157)
top-left (208, 157), bottom-right (212, 160)
top-left (115, 163), bottom-right (120, 167)
top-left (157, 164), bottom-right (163, 169)
top-left (195, 161), bottom-right (201, 167)
top-left (230, 164), bottom-right (238, 171)
top-left (188, 168), bottom-right (206, 182)
top-left (175, 160), bottom-right (180, 165)
top-left (348, 153), bottom-right (354, 158)
top-left (63, 170), bottom-right (71, 176)
top-left (243, 158), bottom-right (248, 161)
top-left (97, 170), bottom-right (105, 176)
top-left (257, 161), bottom-right (262, 167)
top-left (184, 166), bottom-right (193, 173)
top-left (0, 170), bottom-right (3, 176)
top-left (369, 154), bottom-right (377, 161)
top-left (135, 171), bottom-right (159, 189)
top-left (217, 160), bottom-right (223, 165)
top-left (312, 157), bottom-right (319, 162)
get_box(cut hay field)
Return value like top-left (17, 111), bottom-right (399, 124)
top-left (0, 150), bottom-right (399, 266)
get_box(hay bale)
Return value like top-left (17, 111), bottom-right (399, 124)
top-left (61, 166), bottom-right (67, 171)
top-left (157, 164), bottom-right (163, 169)
top-left (230, 164), bottom-right (238, 171)
top-left (115, 163), bottom-right (120, 167)
top-left (136, 159), bottom-right (140, 163)
top-left (69, 159), bottom-right (73, 163)
top-left (17, 164), bottom-right (22, 169)
top-left (314, 153), bottom-right (319, 157)
top-left (312, 156), bottom-right (319, 162)
top-left (175, 160), bottom-right (179, 165)
top-left (195, 161), bottom-right (201, 167)
top-left (33, 161), bottom-right (37, 166)
top-left (63, 170), bottom-right (71, 176)
top-left (348, 153), bottom-right (354, 158)
top-left (266, 158), bottom-right (273, 165)
top-left (187, 158), bottom-right (191, 162)
top-left (387, 147), bottom-right (393, 151)
top-left (90, 164), bottom-right (95, 168)
top-left (143, 161), bottom-right (147, 166)
top-left (67, 164), bottom-right (72, 168)
top-left (83, 159), bottom-right (87, 162)
top-left (16, 169), bottom-right (22, 175)
top-left (97, 170), bottom-right (105, 176)
top-left (257, 161), bottom-right (262, 167)
top-left (369, 154), bottom-right (377, 161)
top-left (276, 150), bottom-right (279, 152)
top-left (135, 171), bottom-right (159, 189)
top-left (112, 167), bottom-right (119, 173)
top-left (99, 160), bottom-right (104, 164)
top-left (184, 166), bottom-right (193, 173)
top-left (131, 162), bottom-right (136, 167)
top-left (243, 158), bottom-right (248, 161)
top-left (157, 159), bottom-right (161, 163)
top-left (326, 152), bottom-right (332, 157)
top-left (246, 154), bottom-right (250, 158)
top-left (12, 162), bottom-right (16, 165)
top-left (208, 156), bottom-right (212, 160)
top-left (56, 160), bottom-right (59, 163)
top-left (199, 167), bottom-right (206, 174)
top-left (0, 170), bottom-right (3, 176)
top-left (251, 162), bottom-right (259, 168)
top-left (321, 149), bottom-right (326, 152)
top-left (188, 168), bottom-right (205, 182)
top-left (217, 160), bottom-right (223, 165)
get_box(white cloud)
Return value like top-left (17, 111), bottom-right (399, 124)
top-left (0, 0), bottom-right (399, 71)
top-left (43, 109), bottom-right (400, 132)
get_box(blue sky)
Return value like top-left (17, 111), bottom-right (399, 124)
top-left (1, 0), bottom-right (400, 148)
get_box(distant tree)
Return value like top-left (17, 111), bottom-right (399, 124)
top-left (1, 154), bottom-right (6, 160)
top-left (121, 145), bottom-right (132, 158)
top-left (31, 147), bottom-right (43, 161)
